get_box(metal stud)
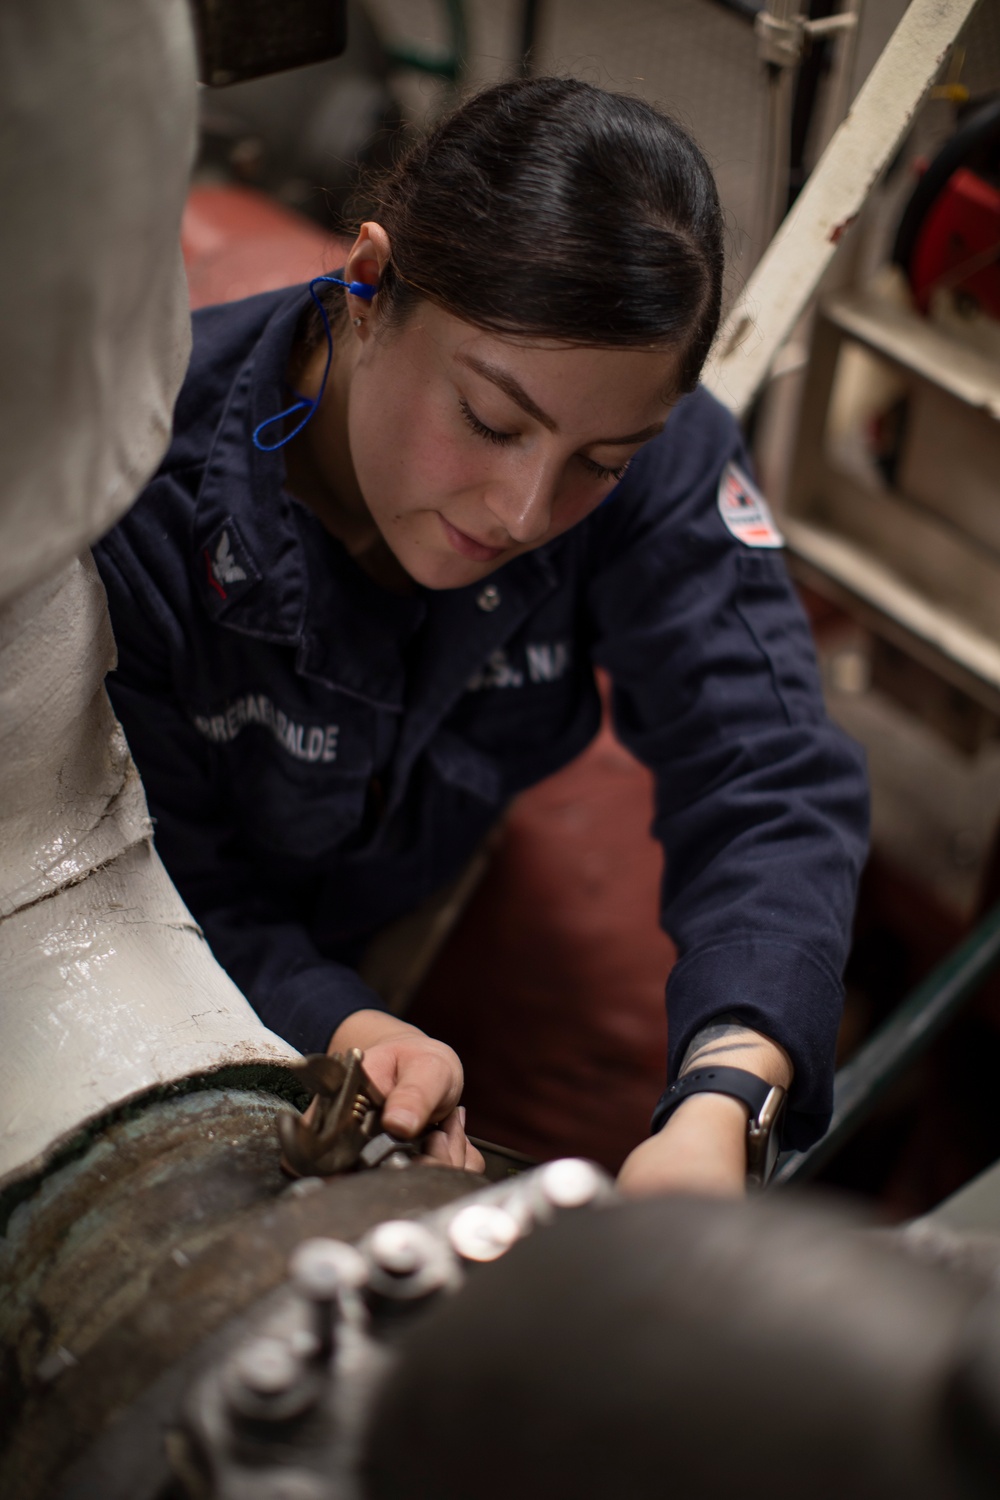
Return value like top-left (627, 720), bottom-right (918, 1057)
top-left (290, 1238), bottom-right (368, 1355)
top-left (232, 1338), bottom-right (299, 1397)
top-left (447, 1204), bottom-right (520, 1263)
top-left (476, 584), bottom-right (501, 612)
top-left (364, 1219), bottom-right (458, 1301)
top-left (538, 1158), bottom-right (610, 1210)
top-left (290, 1237), bottom-right (368, 1298)
top-left (223, 1335), bottom-right (319, 1422)
top-left (369, 1220), bottom-right (436, 1276)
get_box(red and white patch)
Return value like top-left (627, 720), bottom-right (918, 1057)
top-left (717, 462), bottom-right (784, 549)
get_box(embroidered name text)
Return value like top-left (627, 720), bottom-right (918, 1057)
top-left (466, 649), bottom-right (524, 692)
top-left (526, 642), bottom-right (570, 683)
top-left (193, 693), bottom-right (339, 763)
top-left (466, 640), bottom-right (572, 692)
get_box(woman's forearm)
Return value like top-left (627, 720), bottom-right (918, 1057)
top-left (618, 1022), bottom-right (793, 1197)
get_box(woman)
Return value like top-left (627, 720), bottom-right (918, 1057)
top-left (94, 78), bottom-right (868, 1194)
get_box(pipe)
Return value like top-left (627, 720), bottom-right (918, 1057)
top-left (0, 0), bottom-right (296, 1189)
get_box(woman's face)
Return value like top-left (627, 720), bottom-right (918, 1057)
top-left (343, 298), bottom-right (682, 591)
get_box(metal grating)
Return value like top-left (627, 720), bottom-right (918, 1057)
top-left (367, 0), bottom-right (769, 292)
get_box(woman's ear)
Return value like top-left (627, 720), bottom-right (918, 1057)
top-left (344, 221), bottom-right (391, 302)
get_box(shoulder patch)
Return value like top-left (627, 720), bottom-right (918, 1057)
top-left (200, 517), bottom-right (261, 606)
top-left (717, 462), bottom-right (784, 549)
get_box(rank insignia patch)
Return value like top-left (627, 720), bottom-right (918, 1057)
top-left (200, 517), bottom-right (261, 605)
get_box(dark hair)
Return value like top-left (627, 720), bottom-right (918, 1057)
top-left (336, 78), bottom-right (724, 393)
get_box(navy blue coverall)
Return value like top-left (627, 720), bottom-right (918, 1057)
top-left (93, 285), bottom-right (868, 1151)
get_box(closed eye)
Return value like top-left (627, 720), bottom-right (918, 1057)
top-left (459, 398), bottom-right (516, 446)
top-left (579, 454), bottom-right (631, 483)
top-left (460, 396), bottom-right (630, 483)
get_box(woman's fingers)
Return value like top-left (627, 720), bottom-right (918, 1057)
top-left (324, 1013), bottom-right (474, 1165)
top-left (381, 1046), bottom-right (461, 1138)
top-left (463, 1120), bottom-right (486, 1174)
top-left (417, 1107), bottom-right (486, 1172)
top-left (428, 1108), bottom-right (466, 1166)
top-left (449, 1106), bottom-right (486, 1173)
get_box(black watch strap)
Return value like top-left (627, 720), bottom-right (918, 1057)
top-left (651, 1066), bottom-right (787, 1187)
top-left (652, 1066), bottom-right (772, 1131)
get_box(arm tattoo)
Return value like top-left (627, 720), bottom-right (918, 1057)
top-left (681, 1019), bottom-right (766, 1075)
top-left (684, 1042), bottom-right (759, 1064)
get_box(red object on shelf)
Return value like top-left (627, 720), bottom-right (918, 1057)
top-left (909, 166), bottom-right (1000, 319)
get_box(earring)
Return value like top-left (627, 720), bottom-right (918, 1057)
top-left (352, 317), bottom-right (363, 327)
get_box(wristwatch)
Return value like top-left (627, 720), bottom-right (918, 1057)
top-left (652, 1066), bottom-right (787, 1188)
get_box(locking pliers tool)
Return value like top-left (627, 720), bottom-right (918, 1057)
top-left (278, 1048), bottom-right (423, 1177)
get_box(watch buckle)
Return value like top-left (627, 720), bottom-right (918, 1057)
top-left (746, 1084), bottom-right (787, 1189)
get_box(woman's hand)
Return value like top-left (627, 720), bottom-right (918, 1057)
top-left (617, 1022), bottom-right (793, 1199)
top-left (328, 1008), bottom-right (485, 1173)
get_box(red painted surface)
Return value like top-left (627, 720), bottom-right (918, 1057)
top-left (182, 183), bottom-right (347, 311)
top-left (181, 184), bottom-right (677, 1170)
top-left (411, 708), bottom-right (674, 1172)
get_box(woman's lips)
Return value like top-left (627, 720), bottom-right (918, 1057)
top-left (439, 515), bottom-right (507, 563)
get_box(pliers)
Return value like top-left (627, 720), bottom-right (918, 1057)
top-left (278, 1048), bottom-right (425, 1177)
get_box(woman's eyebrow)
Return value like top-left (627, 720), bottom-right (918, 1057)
top-left (456, 351), bottom-right (666, 447)
top-left (589, 422), bottom-right (666, 447)
top-left (456, 352), bottom-right (557, 430)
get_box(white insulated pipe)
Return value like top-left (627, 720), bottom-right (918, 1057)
top-left (0, 0), bottom-right (295, 1187)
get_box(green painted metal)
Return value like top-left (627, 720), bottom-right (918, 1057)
top-left (384, 0), bottom-right (468, 84)
top-left (775, 902), bottom-right (1000, 1186)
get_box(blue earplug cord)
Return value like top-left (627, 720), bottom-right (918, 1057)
top-left (252, 274), bottom-right (376, 452)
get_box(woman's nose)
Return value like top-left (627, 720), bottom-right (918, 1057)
top-left (484, 463), bottom-right (557, 546)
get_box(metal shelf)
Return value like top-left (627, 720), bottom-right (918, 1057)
top-left (784, 517), bottom-right (1000, 714)
top-left (824, 289), bottom-right (1000, 419)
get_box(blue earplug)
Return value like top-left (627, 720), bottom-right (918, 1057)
top-left (252, 273), bottom-right (376, 452)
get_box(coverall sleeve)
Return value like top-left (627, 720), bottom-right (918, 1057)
top-left (587, 394), bottom-right (869, 1150)
top-left (94, 530), bottom-right (389, 1056)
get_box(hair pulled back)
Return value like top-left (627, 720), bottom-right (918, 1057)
top-left (351, 77), bottom-right (724, 393)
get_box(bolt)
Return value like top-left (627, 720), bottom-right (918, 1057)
top-left (36, 1346), bottom-right (78, 1384)
top-left (290, 1239), bottom-right (367, 1354)
top-left (448, 1204), bottom-right (520, 1263)
top-left (232, 1337), bottom-right (299, 1397)
top-left (290, 1238), bottom-right (368, 1299)
top-left (225, 1335), bottom-right (320, 1423)
top-left (538, 1159), bottom-right (610, 1210)
top-left (266, 1473), bottom-right (330, 1500)
top-left (289, 1327), bottom-right (321, 1360)
top-left (369, 1221), bottom-right (437, 1277)
top-left (287, 1176), bottom-right (324, 1199)
top-left (365, 1220), bottom-right (457, 1302)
